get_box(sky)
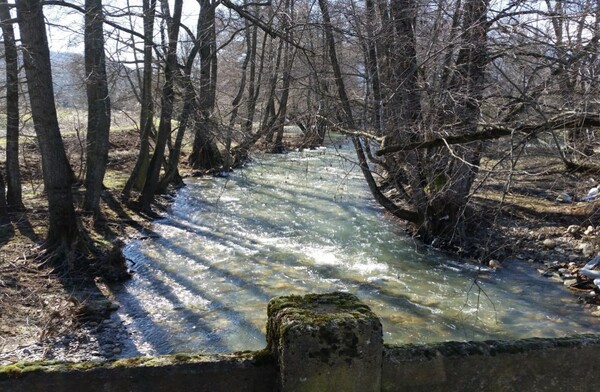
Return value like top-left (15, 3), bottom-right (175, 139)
top-left (42, 0), bottom-right (203, 55)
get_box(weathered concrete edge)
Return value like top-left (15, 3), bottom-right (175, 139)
top-left (384, 333), bottom-right (600, 361)
top-left (0, 349), bottom-right (274, 379)
top-left (4, 334), bottom-right (600, 378)
top-left (383, 334), bottom-right (600, 392)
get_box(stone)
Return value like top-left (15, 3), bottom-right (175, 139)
top-left (488, 260), bottom-right (501, 269)
top-left (579, 242), bottom-right (595, 258)
top-left (563, 279), bottom-right (577, 286)
top-left (267, 292), bottom-right (383, 392)
top-left (556, 192), bottom-right (573, 203)
top-left (543, 239), bottom-right (556, 249)
top-left (585, 226), bottom-right (595, 236)
top-left (549, 273), bottom-right (563, 283)
top-left (568, 254), bottom-right (579, 262)
top-left (567, 225), bottom-right (581, 235)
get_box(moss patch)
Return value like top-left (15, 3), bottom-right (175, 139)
top-left (384, 333), bottom-right (600, 361)
top-left (266, 292), bottom-right (382, 363)
top-left (0, 349), bottom-right (274, 380)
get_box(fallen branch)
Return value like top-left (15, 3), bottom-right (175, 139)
top-left (376, 112), bottom-right (600, 156)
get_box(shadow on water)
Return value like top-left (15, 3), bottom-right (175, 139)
top-left (118, 238), bottom-right (268, 352)
top-left (147, 206), bottom-right (594, 346)
top-left (116, 148), bottom-right (599, 355)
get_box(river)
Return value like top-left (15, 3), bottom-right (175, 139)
top-left (115, 140), bottom-right (597, 356)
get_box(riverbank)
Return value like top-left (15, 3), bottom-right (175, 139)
top-left (2, 134), bottom-right (600, 364)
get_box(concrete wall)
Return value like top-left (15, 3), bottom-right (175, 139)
top-left (382, 336), bottom-right (600, 392)
top-left (0, 352), bottom-right (276, 392)
top-left (2, 293), bottom-right (600, 392)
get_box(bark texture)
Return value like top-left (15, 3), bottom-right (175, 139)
top-left (17, 0), bottom-right (80, 255)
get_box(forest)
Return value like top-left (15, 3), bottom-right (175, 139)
top-left (1, 0), bottom-right (600, 364)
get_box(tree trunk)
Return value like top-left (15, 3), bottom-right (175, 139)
top-left (83, 0), bottom-right (111, 218)
top-left (260, 36), bottom-right (285, 143)
top-left (384, 0), bottom-right (429, 235)
top-left (225, 17), bottom-right (253, 170)
top-left (159, 41), bottom-right (204, 188)
top-left (189, 107), bottom-right (223, 172)
top-left (231, 32), bottom-right (279, 165)
top-left (0, 0), bottom-right (24, 211)
top-left (122, 0), bottom-right (156, 200)
top-left (431, 0), bottom-right (488, 239)
top-left (243, 24), bottom-right (264, 137)
top-left (138, 0), bottom-right (183, 211)
top-left (318, 0), bottom-right (420, 224)
top-left (16, 0), bottom-right (81, 257)
top-left (364, 0), bottom-right (383, 135)
top-left (0, 170), bottom-right (7, 221)
top-left (189, 0), bottom-right (222, 171)
top-left (272, 0), bottom-right (295, 153)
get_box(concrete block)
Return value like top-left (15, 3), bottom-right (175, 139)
top-left (267, 292), bottom-right (383, 392)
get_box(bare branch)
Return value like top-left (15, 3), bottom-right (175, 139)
top-left (376, 113), bottom-right (600, 156)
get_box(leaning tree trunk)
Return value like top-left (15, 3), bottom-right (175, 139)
top-left (83, 0), bottom-right (111, 218)
top-left (318, 0), bottom-right (421, 224)
top-left (138, 0), bottom-right (183, 211)
top-left (16, 0), bottom-right (81, 259)
top-left (0, 0), bottom-right (24, 211)
top-left (122, 0), bottom-right (156, 200)
top-left (159, 8), bottom-right (206, 189)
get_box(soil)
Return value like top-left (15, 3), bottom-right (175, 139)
top-left (2, 133), bottom-right (600, 366)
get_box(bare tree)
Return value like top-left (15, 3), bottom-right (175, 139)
top-left (83, 0), bottom-right (112, 219)
top-left (138, 0), bottom-right (183, 211)
top-left (0, 0), bottom-right (24, 211)
top-left (188, 0), bottom-right (223, 172)
top-left (16, 0), bottom-right (82, 262)
top-left (122, 0), bottom-right (157, 200)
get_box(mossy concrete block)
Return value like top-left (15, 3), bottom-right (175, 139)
top-left (382, 335), bottom-right (600, 392)
top-left (267, 292), bottom-right (383, 392)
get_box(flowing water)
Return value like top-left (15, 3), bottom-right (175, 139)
top-left (115, 140), bottom-right (598, 356)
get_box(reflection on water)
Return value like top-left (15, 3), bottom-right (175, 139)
top-left (115, 143), bottom-right (597, 356)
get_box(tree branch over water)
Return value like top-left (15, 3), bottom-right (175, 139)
top-left (376, 112), bottom-right (600, 156)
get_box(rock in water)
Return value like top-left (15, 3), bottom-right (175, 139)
top-left (488, 259), bottom-right (501, 269)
